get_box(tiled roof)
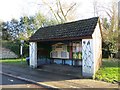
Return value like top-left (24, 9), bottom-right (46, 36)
top-left (29, 17), bottom-right (99, 41)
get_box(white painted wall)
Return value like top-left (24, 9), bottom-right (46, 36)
top-left (92, 22), bottom-right (102, 74)
top-left (82, 21), bottom-right (102, 77)
top-left (82, 39), bottom-right (94, 77)
top-left (29, 42), bottom-right (37, 68)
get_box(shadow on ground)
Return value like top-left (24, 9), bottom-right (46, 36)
top-left (1, 63), bottom-right (83, 85)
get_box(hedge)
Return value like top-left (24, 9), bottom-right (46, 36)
top-left (2, 40), bottom-right (29, 58)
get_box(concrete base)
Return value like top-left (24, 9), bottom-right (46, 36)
top-left (82, 72), bottom-right (93, 78)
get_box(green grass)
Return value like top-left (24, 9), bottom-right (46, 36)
top-left (0, 58), bottom-right (28, 67)
top-left (95, 59), bottom-right (120, 83)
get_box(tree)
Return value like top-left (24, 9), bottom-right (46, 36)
top-left (2, 19), bottom-right (23, 41)
top-left (19, 16), bottom-right (36, 40)
top-left (19, 13), bottom-right (58, 40)
top-left (93, 0), bottom-right (118, 58)
top-left (35, 12), bottom-right (58, 27)
top-left (1, 12), bottom-right (58, 41)
top-left (93, 0), bottom-right (99, 17)
top-left (101, 1), bottom-right (118, 58)
top-left (42, 0), bottom-right (77, 23)
top-left (1, 21), bottom-right (12, 40)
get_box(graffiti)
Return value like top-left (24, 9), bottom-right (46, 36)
top-left (82, 40), bottom-right (94, 74)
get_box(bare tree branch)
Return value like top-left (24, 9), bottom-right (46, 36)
top-left (104, 10), bottom-right (112, 19)
top-left (65, 3), bottom-right (76, 17)
top-left (57, 0), bottom-right (67, 21)
top-left (57, 11), bottom-right (63, 22)
top-left (42, 0), bottom-right (77, 23)
top-left (56, 0), bottom-right (63, 22)
top-left (42, 0), bottom-right (60, 23)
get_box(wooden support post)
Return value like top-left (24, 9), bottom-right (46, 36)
top-left (72, 60), bottom-right (73, 66)
top-left (69, 42), bottom-right (73, 59)
top-left (62, 59), bottom-right (64, 64)
top-left (63, 59), bottom-right (65, 64)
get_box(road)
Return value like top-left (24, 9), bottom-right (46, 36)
top-left (1, 63), bottom-right (76, 82)
top-left (1, 73), bottom-right (45, 88)
top-left (1, 63), bottom-right (118, 89)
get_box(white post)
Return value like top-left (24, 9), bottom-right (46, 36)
top-left (20, 45), bottom-right (23, 56)
top-left (29, 42), bottom-right (37, 68)
top-left (82, 39), bottom-right (94, 77)
top-left (20, 40), bottom-right (24, 63)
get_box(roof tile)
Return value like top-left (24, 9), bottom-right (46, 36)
top-left (29, 17), bottom-right (99, 41)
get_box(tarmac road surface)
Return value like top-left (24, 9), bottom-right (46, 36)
top-left (1, 73), bottom-right (46, 89)
top-left (1, 63), bottom-right (119, 89)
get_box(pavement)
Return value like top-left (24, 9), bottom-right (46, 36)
top-left (39, 64), bottom-right (82, 78)
top-left (1, 63), bottom-right (119, 89)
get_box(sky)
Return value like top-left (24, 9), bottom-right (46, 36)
top-left (118, 1), bottom-right (120, 17)
top-left (0, 0), bottom-right (118, 22)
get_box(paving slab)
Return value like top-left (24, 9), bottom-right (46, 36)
top-left (38, 79), bottom-right (119, 88)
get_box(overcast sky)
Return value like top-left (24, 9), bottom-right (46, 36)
top-left (0, 0), bottom-right (119, 22)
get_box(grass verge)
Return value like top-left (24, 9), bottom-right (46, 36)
top-left (0, 58), bottom-right (28, 67)
top-left (95, 59), bottom-right (120, 83)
